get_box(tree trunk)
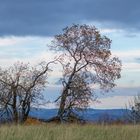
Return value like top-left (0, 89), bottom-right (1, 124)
top-left (57, 88), bottom-right (68, 119)
top-left (57, 62), bottom-right (77, 121)
top-left (21, 101), bottom-right (30, 123)
top-left (13, 90), bottom-right (18, 123)
top-left (57, 75), bottom-right (74, 120)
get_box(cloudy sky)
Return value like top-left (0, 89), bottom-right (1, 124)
top-left (0, 0), bottom-right (140, 109)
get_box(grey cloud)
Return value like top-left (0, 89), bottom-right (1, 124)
top-left (135, 58), bottom-right (140, 63)
top-left (0, 0), bottom-right (140, 36)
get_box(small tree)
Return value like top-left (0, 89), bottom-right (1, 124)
top-left (50, 24), bottom-right (122, 122)
top-left (126, 94), bottom-right (140, 124)
top-left (0, 61), bottom-right (53, 123)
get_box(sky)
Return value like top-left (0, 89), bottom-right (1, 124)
top-left (0, 0), bottom-right (140, 109)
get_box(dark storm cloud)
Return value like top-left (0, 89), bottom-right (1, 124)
top-left (0, 0), bottom-right (140, 36)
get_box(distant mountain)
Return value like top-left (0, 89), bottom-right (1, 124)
top-left (29, 108), bottom-right (130, 122)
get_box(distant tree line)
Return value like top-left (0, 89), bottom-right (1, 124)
top-left (0, 24), bottom-right (122, 124)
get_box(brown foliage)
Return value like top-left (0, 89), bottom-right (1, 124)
top-left (50, 24), bottom-right (122, 122)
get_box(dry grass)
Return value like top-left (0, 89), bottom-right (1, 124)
top-left (24, 117), bottom-right (44, 125)
top-left (0, 124), bottom-right (140, 140)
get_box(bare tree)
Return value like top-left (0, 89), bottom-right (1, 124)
top-left (0, 61), bottom-right (53, 123)
top-left (50, 24), bottom-right (121, 122)
top-left (126, 94), bottom-right (140, 124)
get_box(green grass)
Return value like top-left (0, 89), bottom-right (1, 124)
top-left (0, 124), bottom-right (140, 140)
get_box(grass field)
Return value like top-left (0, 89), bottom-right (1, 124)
top-left (0, 124), bottom-right (140, 140)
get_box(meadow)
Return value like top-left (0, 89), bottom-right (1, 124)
top-left (0, 124), bottom-right (140, 140)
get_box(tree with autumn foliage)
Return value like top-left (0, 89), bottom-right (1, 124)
top-left (49, 24), bottom-right (121, 122)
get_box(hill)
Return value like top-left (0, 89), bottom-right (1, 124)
top-left (29, 108), bottom-right (130, 122)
